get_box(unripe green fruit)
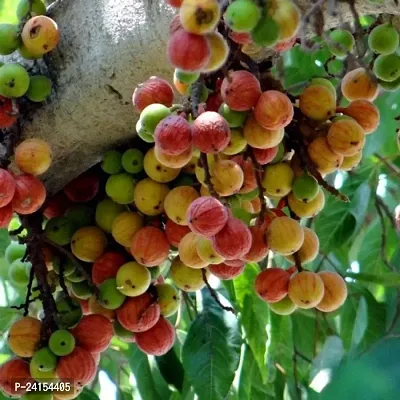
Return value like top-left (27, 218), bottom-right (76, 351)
top-left (65, 268), bottom-right (85, 283)
top-left (31, 347), bottom-right (57, 372)
top-left (48, 329), bottom-right (75, 356)
top-left (327, 59), bottom-right (345, 76)
top-left (55, 298), bottom-right (82, 328)
top-left (373, 53), bottom-right (400, 82)
top-left (268, 296), bottom-right (297, 315)
top-left (19, 44), bottom-right (42, 60)
top-left (113, 320), bottom-right (134, 341)
top-left (0, 63), bottom-right (30, 98)
top-left (140, 103), bottom-right (171, 134)
top-left (237, 187), bottom-right (259, 201)
top-left (175, 69), bottom-right (200, 84)
top-left (0, 24), bottom-right (21, 55)
top-left (99, 278), bottom-right (126, 310)
top-left (5, 241), bottom-right (26, 264)
top-left (251, 16), bottom-right (280, 47)
top-left (71, 280), bottom-right (92, 300)
top-left (122, 149), bottom-right (144, 174)
top-left (17, 0), bottom-right (46, 19)
top-left (65, 204), bottom-right (95, 230)
top-left (136, 119), bottom-right (155, 143)
top-left (270, 142), bottom-right (285, 164)
top-left (29, 361), bottom-right (56, 383)
top-left (156, 283), bottom-right (181, 317)
top-left (225, 0), bottom-right (261, 32)
top-left (102, 150), bottom-right (123, 174)
top-left (105, 173), bottom-right (135, 204)
top-left (379, 76), bottom-right (400, 91)
top-left (45, 217), bottom-right (76, 246)
top-left (116, 262), bottom-right (151, 297)
top-left (9, 259), bottom-right (31, 287)
top-left (292, 174), bottom-right (319, 202)
top-left (368, 23), bottom-right (399, 55)
top-left (53, 257), bottom-right (76, 277)
top-left (218, 103), bottom-right (248, 128)
top-left (26, 75), bottom-right (52, 102)
top-left (328, 29), bottom-right (355, 58)
top-left (95, 198), bottom-right (125, 233)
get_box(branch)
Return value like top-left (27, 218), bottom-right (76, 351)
top-left (247, 148), bottom-right (268, 223)
top-left (375, 196), bottom-right (399, 236)
top-left (374, 153), bottom-right (400, 177)
top-left (58, 256), bottom-right (75, 308)
top-left (293, 252), bottom-right (304, 273)
top-left (375, 197), bottom-right (397, 272)
top-left (190, 78), bottom-right (204, 119)
top-left (201, 269), bottom-right (236, 314)
top-left (199, 152), bottom-right (221, 200)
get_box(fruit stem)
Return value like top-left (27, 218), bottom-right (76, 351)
top-left (293, 252), bottom-right (303, 273)
top-left (201, 269), bottom-right (236, 314)
top-left (199, 152), bottom-right (222, 200)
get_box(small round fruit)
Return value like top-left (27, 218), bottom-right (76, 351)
top-left (0, 24), bottom-right (21, 55)
top-left (179, 0), bottom-right (221, 35)
top-left (45, 216), bottom-right (76, 246)
top-left (49, 329), bottom-right (75, 357)
top-left (341, 68), bottom-right (379, 102)
top-left (0, 63), bottom-right (30, 98)
top-left (8, 258), bottom-right (31, 287)
top-left (65, 204), bottom-right (95, 230)
top-left (0, 168), bottom-right (15, 207)
top-left (292, 174), bottom-right (319, 203)
top-left (21, 16), bottom-right (60, 55)
top-left (202, 31), bottom-right (229, 73)
top-left (164, 186), bottom-right (200, 225)
top-left (105, 173), bottom-right (135, 204)
top-left (113, 320), bottom-right (135, 342)
top-left (7, 316), bottom-right (41, 358)
top-left (285, 227), bottom-right (319, 264)
top-left (121, 148), bottom-right (144, 174)
top-left (0, 358), bottom-right (33, 396)
top-left (12, 174), bottom-right (46, 214)
top-left (339, 99), bottom-right (380, 134)
top-left (368, 23), bottom-right (399, 55)
top-left (266, 216), bottom-right (304, 255)
top-left (175, 69), bottom-right (200, 84)
top-left (95, 198), bottom-right (125, 233)
top-left (308, 137), bottom-right (343, 174)
top-left (288, 271), bottom-right (325, 309)
top-left (64, 172), bottom-right (99, 203)
top-left (218, 103), bottom-right (247, 128)
top-left (327, 29), bottom-right (355, 58)
top-left (112, 211), bottom-right (143, 248)
top-left (170, 257), bottom-right (208, 292)
top-left (116, 261), bottom-right (151, 297)
top-left (15, 138), bottom-right (52, 176)
top-left (243, 115), bottom-right (284, 150)
top-left (144, 147), bottom-right (181, 183)
top-left (140, 103), bottom-right (171, 134)
top-left (196, 235), bottom-right (225, 264)
top-left (299, 84), bottom-right (336, 121)
top-left (5, 241), bottom-right (26, 264)
top-left (316, 271), bottom-right (348, 312)
top-left (101, 150), bottom-right (122, 174)
top-left (55, 298), bottom-right (82, 329)
top-left (178, 232), bottom-right (208, 269)
top-left (268, 296), bottom-right (297, 315)
top-left (154, 145), bottom-right (193, 168)
top-left (251, 15), bottom-right (280, 47)
top-left (135, 316), bottom-right (176, 356)
top-left (31, 347), bottom-right (57, 372)
top-left (26, 75), bottom-right (52, 102)
top-left (71, 226), bottom-right (107, 262)
top-left (288, 188), bottom-right (325, 218)
top-left (340, 151), bottom-right (362, 171)
top-left (71, 281), bottom-right (92, 300)
top-left (156, 283), bottom-right (181, 317)
top-left (262, 162), bottom-right (294, 197)
top-left (17, 0), bottom-right (46, 19)
top-left (208, 262), bottom-right (245, 280)
top-left (222, 129), bottom-right (247, 155)
top-left (268, 0), bottom-right (300, 41)
top-left (225, 0), bottom-right (261, 32)
top-left (373, 53), bottom-right (400, 82)
top-left (134, 178), bottom-right (170, 216)
top-left (254, 268), bottom-right (290, 303)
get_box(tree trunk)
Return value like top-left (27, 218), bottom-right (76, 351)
top-left (13, 0), bottom-right (400, 193)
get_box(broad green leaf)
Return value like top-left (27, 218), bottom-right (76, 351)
top-left (77, 388), bottom-right (100, 400)
top-left (339, 296), bottom-right (358, 350)
top-left (345, 272), bottom-right (400, 287)
top-left (156, 347), bottom-right (184, 392)
top-left (126, 346), bottom-right (164, 400)
top-left (315, 183), bottom-right (371, 252)
top-left (351, 297), bottom-right (368, 350)
top-left (232, 263), bottom-right (269, 382)
top-left (320, 338), bottom-right (400, 399)
top-left (0, 308), bottom-right (18, 335)
top-left (310, 336), bottom-right (344, 381)
top-left (269, 312), bottom-right (294, 379)
top-left (0, 229), bottom-right (10, 257)
top-left (239, 345), bottom-right (274, 400)
top-left (182, 291), bottom-right (242, 400)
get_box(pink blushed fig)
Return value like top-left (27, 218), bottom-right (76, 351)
top-left (253, 146), bottom-right (279, 165)
top-left (12, 174), bottom-right (46, 215)
top-left (230, 154), bottom-right (257, 194)
top-left (154, 115), bottom-right (192, 155)
top-left (221, 70), bottom-right (261, 111)
top-left (165, 219), bottom-right (191, 247)
top-left (192, 111), bottom-right (231, 153)
top-left (211, 215), bottom-right (252, 260)
top-left (254, 268), bottom-right (290, 303)
top-left (0, 203), bottom-right (13, 228)
top-left (209, 262), bottom-right (245, 280)
top-left (0, 168), bottom-right (15, 207)
top-left (242, 224), bottom-right (269, 263)
top-left (64, 172), bottom-right (100, 203)
top-left (187, 196), bottom-right (229, 237)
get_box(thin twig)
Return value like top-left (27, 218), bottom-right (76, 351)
top-left (201, 269), bottom-right (235, 314)
top-left (374, 153), bottom-right (400, 177)
top-left (199, 152), bottom-right (221, 200)
top-left (293, 252), bottom-right (304, 273)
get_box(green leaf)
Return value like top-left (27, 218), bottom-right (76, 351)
top-left (0, 308), bottom-right (18, 335)
top-left (310, 336), bottom-right (344, 382)
top-left (339, 296), bottom-right (358, 350)
top-left (77, 388), bottom-right (100, 400)
top-left (0, 229), bottom-right (10, 256)
top-left (182, 291), bottom-right (242, 400)
top-left (239, 345), bottom-right (275, 400)
top-left (233, 263), bottom-right (269, 382)
top-left (156, 348), bottom-right (184, 392)
top-left (351, 297), bottom-right (368, 350)
top-left (126, 346), bottom-right (164, 400)
top-left (345, 272), bottom-right (400, 287)
top-left (315, 183), bottom-right (371, 252)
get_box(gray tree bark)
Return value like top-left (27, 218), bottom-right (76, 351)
top-left (8, 0), bottom-right (400, 192)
